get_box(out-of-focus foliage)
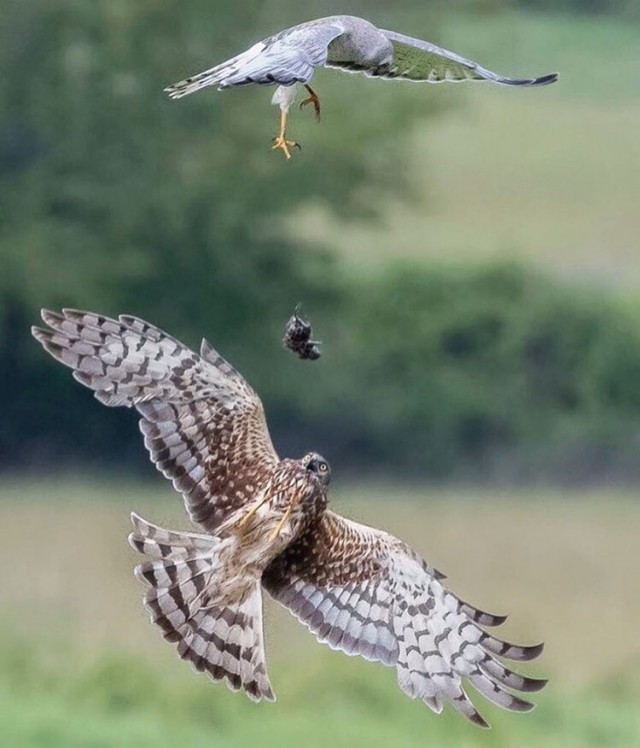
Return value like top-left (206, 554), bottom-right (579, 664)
top-left (0, 0), bottom-right (437, 469)
top-left (516, 0), bottom-right (636, 17)
top-left (2, 1), bottom-right (639, 483)
top-left (0, 0), bottom-right (433, 314)
top-left (321, 264), bottom-right (640, 482)
top-left (2, 638), bottom-right (639, 748)
top-left (455, 0), bottom-right (637, 18)
top-left (2, 486), bottom-right (640, 746)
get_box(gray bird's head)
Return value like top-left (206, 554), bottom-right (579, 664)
top-left (301, 452), bottom-right (332, 486)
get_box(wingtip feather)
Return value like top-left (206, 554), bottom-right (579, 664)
top-left (525, 677), bottom-right (549, 693)
top-left (524, 642), bottom-right (545, 660)
top-left (40, 309), bottom-right (64, 326)
top-left (132, 563), bottom-right (146, 584)
top-left (31, 326), bottom-right (47, 343)
top-left (534, 72), bottom-right (559, 86)
top-left (469, 710), bottom-right (491, 729)
top-left (127, 532), bottom-right (141, 553)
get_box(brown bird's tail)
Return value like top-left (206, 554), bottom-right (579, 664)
top-left (128, 513), bottom-right (274, 701)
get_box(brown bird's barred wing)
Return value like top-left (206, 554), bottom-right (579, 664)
top-left (263, 511), bottom-right (546, 727)
top-left (32, 309), bottom-right (278, 531)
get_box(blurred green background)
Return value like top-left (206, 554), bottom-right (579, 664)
top-left (1, 0), bottom-right (639, 746)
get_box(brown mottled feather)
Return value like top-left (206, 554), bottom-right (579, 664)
top-left (264, 510), bottom-right (545, 727)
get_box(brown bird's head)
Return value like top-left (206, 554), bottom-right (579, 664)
top-left (301, 452), bottom-right (332, 487)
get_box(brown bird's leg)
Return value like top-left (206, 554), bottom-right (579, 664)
top-left (268, 498), bottom-right (298, 543)
top-left (299, 84), bottom-right (321, 122)
top-left (238, 494), bottom-right (272, 528)
top-left (271, 110), bottom-right (301, 160)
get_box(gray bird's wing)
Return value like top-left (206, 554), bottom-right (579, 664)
top-left (369, 29), bottom-right (557, 86)
top-left (166, 19), bottom-right (347, 98)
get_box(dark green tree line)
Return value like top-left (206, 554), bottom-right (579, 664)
top-left (0, 0), bottom-right (439, 469)
top-left (2, 1), bottom-right (640, 483)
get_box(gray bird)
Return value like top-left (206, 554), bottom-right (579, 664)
top-left (165, 15), bottom-right (558, 159)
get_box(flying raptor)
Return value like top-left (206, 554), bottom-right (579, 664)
top-left (32, 309), bottom-right (546, 726)
top-left (165, 15), bottom-right (558, 159)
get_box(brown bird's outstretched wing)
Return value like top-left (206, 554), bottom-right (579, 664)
top-left (263, 510), bottom-right (546, 727)
top-left (32, 309), bottom-right (278, 531)
top-left (367, 30), bottom-right (557, 86)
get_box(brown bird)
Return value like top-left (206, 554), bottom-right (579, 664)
top-left (31, 309), bottom-right (546, 725)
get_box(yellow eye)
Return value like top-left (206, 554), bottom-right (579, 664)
top-left (319, 463), bottom-right (327, 472)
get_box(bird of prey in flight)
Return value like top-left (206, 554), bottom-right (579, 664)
top-left (32, 309), bottom-right (546, 726)
top-left (165, 15), bottom-right (558, 159)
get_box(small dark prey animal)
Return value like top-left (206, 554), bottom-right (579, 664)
top-left (283, 304), bottom-right (321, 360)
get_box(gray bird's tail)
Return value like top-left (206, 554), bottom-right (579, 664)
top-left (164, 41), bottom-right (267, 98)
top-left (129, 513), bottom-right (274, 701)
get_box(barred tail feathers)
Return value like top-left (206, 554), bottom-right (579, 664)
top-left (129, 513), bottom-right (274, 701)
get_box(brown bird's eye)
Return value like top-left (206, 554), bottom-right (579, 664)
top-left (319, 463), bottom-right (327, 472)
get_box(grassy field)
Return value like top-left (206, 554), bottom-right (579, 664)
top-left (288, 11), bottom-right (640, 285)
top-left (1, 478), bottom-right (639, 747)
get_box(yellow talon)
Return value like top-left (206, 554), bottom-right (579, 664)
top-left (238, 495), bottom-right (270, 529)
top-left (271, 110), bottom-right (301, 160)
top-left (269, 502), bottom-right (294, 542)
top-left (271, 135), bottom-right (301, 160)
